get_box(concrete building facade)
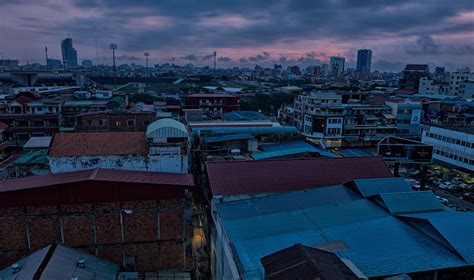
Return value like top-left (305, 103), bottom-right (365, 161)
top-left (48, 119), bottom-right (190, 174)
top-left (0, 169), bottom-right (195, 274)
top-left (449, 68), bottom-right (474, 98)
top-left (422, 126), bottom-right (473, 171)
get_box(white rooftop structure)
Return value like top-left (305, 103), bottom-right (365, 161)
top-left (23, 136), bottom-right (52, 149)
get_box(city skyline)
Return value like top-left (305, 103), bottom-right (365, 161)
top-left (1, 0), bottom-right (473, 71)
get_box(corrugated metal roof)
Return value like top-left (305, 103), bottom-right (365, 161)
top-left (324, 216), bottom-right (466, 277)
top-left (217, 185), bottom-right (360, 221)
top-left (202, 133), bottom-right (254, 143)
top-left (0, 168), bottom-right (194, 192)
top-left (216, 179), bottom-right (471, 279)
top-left (192, 126), bottom-right (298, 136)
top-left (348, 177), bottom-right (411, 197)
top-left (15, 150), bottom-right (48, 165)
top-left (261, 244), bottom-right (359, 280)
top-left (223, 111), bottom-right (268, 121)
top-left (42, 245), bottom-right (118, 279)
top-left (252, 142), bottom-right (337, 160)
top-left (146, 118), bottom-right (188, 138)
top-left (378, 191), bottom-right (444, 215)
top-left (207, 157), bottom-right (393, 196)
top-left (0, 244), bottom-right (118, 279)
top-left (260, 141), bottom-right (312, 152)
top-left (23, 136), bottom-right (52, 149)
top-left (0, 245), bottom-right (50, 280)
top-left (399, 211), bottom-right (474, 264)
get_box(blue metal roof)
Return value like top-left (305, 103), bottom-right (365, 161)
top-left (338, 149), bottom-right (374, 157)
top-left (399, 211), bottom-right (474, 264)
top-left (218, 185), bottom-right (360, 221)
top-left (192, 126), bottom-right (298, 136)
top-left (202, 133), bottom-right (254, 143)
top-left (223, 111), bottom-right (268, 121)
top-left (440, 100), bottom-right (474, 107)
top-left (349, 177), bottom-right (411, 197)
top-left (250, 147), bottom-right (337, 160)
top-left (378, 191), bottom-right (444, 215)
top-left (260, 141), bottom-right (313, 152)
top-left (216, 178), bottom-right (472, 279)
top-left (257, 141), bottom-right (338, 159)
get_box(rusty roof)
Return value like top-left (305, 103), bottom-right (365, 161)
top-left (49, 132), bottom-right (148, 156)
top-left (0, 168), bottom-right (194, 193)
top-left (261, 244), bottom-right (359, 280)
top-left (206, 156), bottom-right (393, 197)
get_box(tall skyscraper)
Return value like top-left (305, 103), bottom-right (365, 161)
top-left (61, 37), bottom-right (78, 68)
top-left (329, 56), bottom-right (345, 77)
top-left (356, 49), bottom-right (372, 75)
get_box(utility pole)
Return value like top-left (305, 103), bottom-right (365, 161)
top-left (45, 46), bottom-right (48, 66)
top-left (144, 52), bottom-right (149, 77)
top-left (213, 51), bottom-right (217, 77)
top-left (110, 43), bottom-right (117, 89)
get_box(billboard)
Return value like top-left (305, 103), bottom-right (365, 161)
top-left (378, 137), bottom-right (433, 163)
top-left (411, 109), bottom-right (421, 124)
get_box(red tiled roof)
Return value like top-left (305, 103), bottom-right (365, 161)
top-left (206, 156), bottom-right (393, 196)
top-left (0, 168), bottom-right (194, 192)
top-left (49, 132), bottom-right (148, 156)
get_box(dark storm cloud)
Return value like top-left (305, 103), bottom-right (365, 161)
top-left (180, 54), bottom-right (214, 61)
top-left (218, 56), bottom-right (232, 63)
top-left (2, 0), bottom-right (473, 69)
top-left (61, 0), bottom-right (473, 49)
top-left (406, 35), bottom-right (474, 56)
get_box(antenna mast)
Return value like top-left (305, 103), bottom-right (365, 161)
top-left (45, 46), bottom-right (48, 65)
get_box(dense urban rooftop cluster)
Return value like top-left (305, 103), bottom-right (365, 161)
top-left (0, 39), bottom-right (473, 280)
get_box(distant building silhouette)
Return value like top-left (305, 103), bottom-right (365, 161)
top-left (356, 49), bottom-right (372, 75)
top-left (47, 58), bottom-right (62, 68)
top-left (61, 37), bottom-right (78, 68)
top-left (399, 64), bottom-right (430, 92)
top-left (82, 59), bottom-right (93, 67)
top-left (330, 56), bottom-right (345, 77)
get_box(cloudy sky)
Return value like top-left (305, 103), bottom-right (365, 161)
top-left (1, 0), bottom-right (473, 71)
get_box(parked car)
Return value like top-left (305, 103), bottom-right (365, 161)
top-left (435, 195), bottom-right (449, 205)
top-left (451, 177), bottom-right (464, 184)
top-left (430, 178), bottom-right (441, 186)
top-left (439, 182), bottom-right (453, 190)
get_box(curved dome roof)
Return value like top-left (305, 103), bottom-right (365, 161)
top-left (146, 118), bottom-right (188, 137)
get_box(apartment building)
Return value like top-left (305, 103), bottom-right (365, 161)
top-left (449, 68), bottom-right (474, 98)
top-left (184, 93), bottom-right (240, 114)
top-left (294, 92), bottom-right (421, 148)
top-left (422, 126), bottom-right (473, 171)
top-left (294, 92), bottom-right (344, 148)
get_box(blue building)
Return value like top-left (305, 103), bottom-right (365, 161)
top-left (356, 49), bottom-right (372, 75)
top-left (61, 37), bottom-right (78, 68)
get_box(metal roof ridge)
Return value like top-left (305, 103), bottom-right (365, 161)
top-left (207, 155), bottom-right (385, 164)
top-left (89, 169), bottom-right (100, 180)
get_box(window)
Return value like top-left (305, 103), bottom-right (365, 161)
top-left (127, 119), bottom-right (136, 126)
top-left (125, 256), bottom-right (136, 272)
top-left (144, 120), bottom-right (150, 125)
top-left (87, 120), bottom-right (93, 126)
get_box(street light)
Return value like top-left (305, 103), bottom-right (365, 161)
top-left (110, 43), bottom-right (117, 89)
top-left (144, 52), bottom-right (150, 77)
